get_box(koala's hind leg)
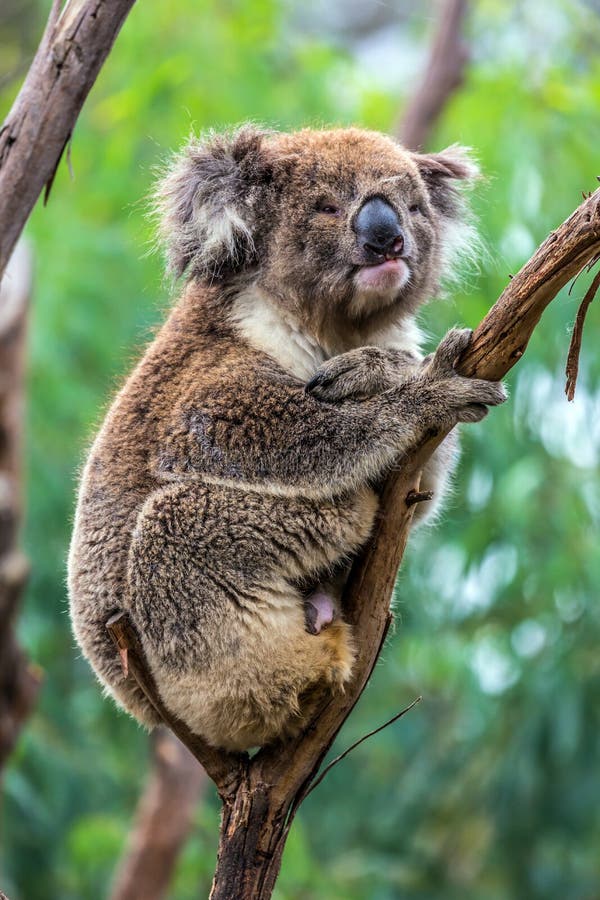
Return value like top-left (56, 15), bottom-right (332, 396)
top-left (125, 480), bottom-right (377, 750)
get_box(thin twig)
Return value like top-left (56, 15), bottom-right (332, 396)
top-left (565, 267), bottom-right (600, 401)
top-left (304, 697), bottom-right (422, 799)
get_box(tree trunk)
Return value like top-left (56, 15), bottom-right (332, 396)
top-left (397, 0), bottom-right (469, 149)
top-left (109, 728), bottom-right (207, 900)
top-left (209, 778), bottom-right (286, 900)
top-left (0, 240), bottom-right (40, 772)
top-left (0, 0), bottom-right (136, 773)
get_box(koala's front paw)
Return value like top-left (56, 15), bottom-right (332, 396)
top-left (306, 347), bottom-right (397, 403)
top-left (420, 328), bottom-right (507, 427)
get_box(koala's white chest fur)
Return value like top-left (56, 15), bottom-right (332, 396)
top-left (231, 287), bottom-right (328, 379)
top-left (230, 286), bottom-right (423, 379)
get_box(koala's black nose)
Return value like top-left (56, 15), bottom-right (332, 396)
top-left (354, 197), bottom-right (405, 262)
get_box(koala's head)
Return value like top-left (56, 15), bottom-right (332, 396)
top-left (155, 125), bottom-right (478, 339)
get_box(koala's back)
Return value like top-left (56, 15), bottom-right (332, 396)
top-left (68, 290), bottom-right (222, 724)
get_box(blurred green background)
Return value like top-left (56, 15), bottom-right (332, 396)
top-left (1, 1), bottom-right (600, 897)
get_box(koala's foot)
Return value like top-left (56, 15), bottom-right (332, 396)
top-left (306, 346), bottom-right (417, 402)
top-left (320, 620), bottom-right (356, 689)
top-left (418, 328), bottom-right (507, 426)
top-left (304, 589), bottom-right (336, 634)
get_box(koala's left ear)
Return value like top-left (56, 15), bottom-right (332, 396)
top-left (413, 146), bottom-right (480, 218)
top-left (154, 125), bottom-right (275, 280)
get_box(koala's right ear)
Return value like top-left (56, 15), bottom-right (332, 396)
top-left (154, 125), bottom-right (275, 280)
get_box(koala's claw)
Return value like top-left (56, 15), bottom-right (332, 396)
top-left (444, 376), bottom-right (506, 425)
top-left (418, 328), bottom-right (506, 429)
top-left (457, 402), bottom-right (489, 423)
top-left (427, 327), bottom-right (472, 375)
top-left (305, 371), bottom-right (327, 394)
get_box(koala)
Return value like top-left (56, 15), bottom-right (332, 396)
top-left (68, 125), bottom-right (505, 752)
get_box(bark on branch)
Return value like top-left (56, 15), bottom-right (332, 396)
top-left (0, 0), bottom-right (137, 281)
top-left (106, 188), bottom-right (600, 898)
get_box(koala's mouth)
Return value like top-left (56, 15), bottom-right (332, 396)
top-left (354, 257), bottom-right (410, 294)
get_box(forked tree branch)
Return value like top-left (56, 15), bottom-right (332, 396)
top-left (107, 2), bottom-right (473, 895)
top-left (108, 189), bottom-right (600, 899)
top-left (0, 0), bottom-right (137, 281)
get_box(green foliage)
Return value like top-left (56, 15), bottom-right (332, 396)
top-left (1, 1), bottom-right (600, 897)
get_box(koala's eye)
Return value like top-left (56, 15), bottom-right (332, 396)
top-left (409, 203), bottom-right (422, 214)
top-left (316, 202), bottom-right (341, 216)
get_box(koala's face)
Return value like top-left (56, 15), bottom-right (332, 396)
top-left (156, 126), bottom-right (478, 336)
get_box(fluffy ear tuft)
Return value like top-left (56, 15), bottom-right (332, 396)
top-left (413, 146), bottom-right (482, 286)
top-left (153, 125), bottom-right (274, 280)
top-left (413, 145), bottom-right (479, 218)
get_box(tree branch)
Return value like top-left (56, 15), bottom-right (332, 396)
top-left (397, 0), bottom-right (469, 150)
top-left (0, 0), bottom-right (137, 281)
top-left (458, 190), bottom-right (600, 379)
top-left (109, 728), bottom-right (207, 900)
top-left (107, 4), bottom-right (473, 894)
top-left (0, 241), bottom-right (41, 771)
top-left (565, 267), bottom-right (600, 401)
